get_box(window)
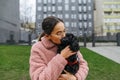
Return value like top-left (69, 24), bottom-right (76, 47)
top-left (88, 0), bottom-right (91, 3)
top-left (79, 6), bottom-right (82, 12)
top-left (48, 6), bottom-right (51, 11)
top-left (65, 5), bottom-right (69, 11)
top-left (43, 0), bottom-right (47, 4)
top-left (65, 0), bottom-right (69, 4)
top-left (79, 14), bottom-right (82, 20)
top-left (83, 14), bottom-right (87, 20)
top-left (48, 14), bottom-right (51, 17)
top-left (78, 0), bottom-right (82, 4)
top-left (52, 6), bottom-right (55, 12)
top-left (44, 6), bottom-right (47, 12)
top-left (44, 14), bottom-right (47, 18)
top-left (58, 0), bottom-right (62, 3)
top-left (48, 0), bottom-right (51, 3)
top-left (71, 0), bottom-right (75, 3)
top-left (52, 0), bottom-right (55, 4)
top-left (52, 14), bottom-right (56, 16)
top-left (89, 22), bottom-right (92, 27)
top-left (37, 15), bottom-right (41, 19)
top-left (65, 14), bottom-right (69, 19)
top-left (65, 22), bottom-right (69, 27)
top-left (88, 14), bottom-right (92, 19)
top-left (89, 31), bottom-right (92, 34)
top-left (111, 4), bottom-right (116, 9)
top-left (79, 31), bottom-right (83, 36)
top-left (79, 22), bottom-right (82, 28)
top-left (38, 24), bottom-right (41, 28)
top-left (105, 5), bottom-right (109, 8)
top-left (83, 0), bottom-right (87, 4)
top-left (37, 7), bottom-right (42, 11)
top-left (83, 6), bottom-right (87, 12)
top-left (71, 22), bottom-right (76, 27)
top-left (57, 14), bottom-right (63, 18)
top-left (118, 4), bottom-right (120, 8)
top-left (88, 6), bottom-right (91, 11)
top-left (117, 25), bottom-right (120, 29)
top-left (58, 6), bottom-right (62, 11)
top-left (71, 6), bottom-right (76, 11)
top-left (38, 0), bottom-right (42, 3)
top-left (72, 14), bottom-right (77, 19)
top-left (73, 32), bottom-right (77, 35)
top-left (112, 25), bottom-right (115, 30)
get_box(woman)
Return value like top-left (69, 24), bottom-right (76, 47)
top-left (29, 16), bottom-right (89, 80)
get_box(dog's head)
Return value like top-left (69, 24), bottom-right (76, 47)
top-left (59, 33), bottom-right (79, 52)
top-left (57, 33), bottom-right (80, 75)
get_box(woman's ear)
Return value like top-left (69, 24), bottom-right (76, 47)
top-left (45, 34), bottom-right (51, 39)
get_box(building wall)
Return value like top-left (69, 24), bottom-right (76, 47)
top-left (95, 0), bottom-right (120, 37)
top-left (94, 0), bottom-right (103, 36)
top-left (36, 0), bottom-right (94, 37)
top-left (0, 0), bottom-right (20, 43)
top-left (103, 0), bottom-right (120, 36)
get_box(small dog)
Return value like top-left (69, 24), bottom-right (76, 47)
top-left (57, 33), bottom-right (80, 75)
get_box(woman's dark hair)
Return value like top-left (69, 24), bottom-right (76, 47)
top-left (39, 16), bottom-right (64, 41)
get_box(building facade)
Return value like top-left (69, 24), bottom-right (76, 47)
top-left (36, 0), bottom-right (94, 37)
top-left (103, 0), bottom-right (120, 36)
top-left (94, 0), bottom-right (120, 40)
top-left (0, 0), bottom-right (20, 43)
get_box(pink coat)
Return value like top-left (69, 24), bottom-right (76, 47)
top-left (29, 37), bottom-right (89, 80)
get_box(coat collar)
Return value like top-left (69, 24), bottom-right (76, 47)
top-left (41, 36), bottom-right (57, 49)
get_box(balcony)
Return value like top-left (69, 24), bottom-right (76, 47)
top-left (104, 15), bottom-right (120, 19)
top-left (113, 9), bottom-right (120, 12)
top-left (104, 9), bottom-right (112, 12)
top-left (104, 2), bottom-right (120, 5)
top-left (104, 30), bottom-right (120, 33)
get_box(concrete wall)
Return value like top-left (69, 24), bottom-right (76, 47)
top-left (0, 0), bottom-right (20, 43)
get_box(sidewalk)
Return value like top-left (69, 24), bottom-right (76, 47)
top-left (87, 46), bottom-right (120, 64)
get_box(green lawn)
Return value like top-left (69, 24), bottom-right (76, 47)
top-left (80, 48), bottom-right (120, 80)
top-left (0, 45), bottom-right (120, 80)
top-left (0, 45), bottom-right (31, 80)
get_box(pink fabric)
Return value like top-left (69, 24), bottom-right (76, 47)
top-left (29, 37), bottom-right (89, 80)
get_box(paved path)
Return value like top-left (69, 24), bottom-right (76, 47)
top-left (87, 46), bottom-right (120, 64)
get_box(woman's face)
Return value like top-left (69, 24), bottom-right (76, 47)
top-left (47, 22), bottom-right (66, 44)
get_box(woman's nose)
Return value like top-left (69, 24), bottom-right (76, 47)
top-left (61, 32), bottom-right (66, 38)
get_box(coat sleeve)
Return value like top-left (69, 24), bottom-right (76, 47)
top-left (75, 51), bottom-right (89, 80)
top-left (29, 45), bottom-right (67, 80)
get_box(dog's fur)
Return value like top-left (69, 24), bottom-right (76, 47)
top-left (57, 33), bottom-right (80, 75)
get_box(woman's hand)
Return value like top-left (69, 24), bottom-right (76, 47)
top-left (57, 75), bottom-right (67, 80)
top-left (58, 71), bottom-right (77, 80)
top-left (60, 46), bottom-right (76, 59)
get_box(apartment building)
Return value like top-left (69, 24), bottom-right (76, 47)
top-left (103, 0), bottom-right (120, 36)
top-left (94, 0), bottom-right (120, 40)
top-left (0, 0), bottom-right (20, 43)
top-left (36, 0), bottom-right (94, 37)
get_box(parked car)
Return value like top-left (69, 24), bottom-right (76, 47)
top-left (31, 39), bottom-right (38, 44)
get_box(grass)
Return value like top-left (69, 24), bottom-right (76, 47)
top-left (80, 48), bottom-right (120, 80)
top-left (0, 45), bottom-right (31, 80)
top-left (0, 45), bottom-right (120, 80)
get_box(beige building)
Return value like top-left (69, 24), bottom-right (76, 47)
top-left (94, 0), bottom-right (120, 37)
